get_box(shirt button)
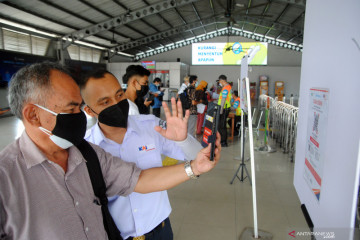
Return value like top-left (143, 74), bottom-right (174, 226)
top-left (75, 201), bottom-right (79, 206)
top-left (133, 209), bottom-right (138, 213)
top-left (85, 227), bottom-right (89, 232)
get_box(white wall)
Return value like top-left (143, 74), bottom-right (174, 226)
top-left (294, 0), bottom-right (360, 237)
top-left (138, 36), bottom-right (302, 97)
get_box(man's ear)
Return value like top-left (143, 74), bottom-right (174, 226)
top-left (84, 105), bottom-right (96, 118)
top-left (23, 103), bottom-right (41, 127)
top-left (129, 77), bottom-right (138, 89)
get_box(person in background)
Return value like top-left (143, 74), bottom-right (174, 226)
top-left (79, 69), bottom-right (205, 240)
top-left (176, 76), bottom-right (189, 99)
top-left (149, 77), bottom-right (164, 118)
top-left (217, 75), bottom-right (232, 147)
top-left (123, 65), bottom-right (152, 115)
top-left (228, 90), bottom-right (242, 136)
top-left (194, 80), bottom-right (208, 135)
top-left (186, 75), bottom-right (198, 137)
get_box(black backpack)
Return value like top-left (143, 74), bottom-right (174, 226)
top-left (179, 88), bottom-right (191, 110)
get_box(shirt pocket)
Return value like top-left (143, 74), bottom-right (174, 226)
top-left (136, 149), bottom-right (163, 170)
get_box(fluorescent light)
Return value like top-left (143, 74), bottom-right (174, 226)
top-left (277, 39), bottom-right (287, 43)
top-left (265, 36), bottom-right (275, 40)
top-left (116, 52), bottom-right (134, 57)
top-left (0, 18), bottom-right (59, 38)
top-left (287, 41), bottom-right (297, 46)
top-left (74, 40), bottom-right (106, 50)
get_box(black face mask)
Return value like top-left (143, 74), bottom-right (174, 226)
top-left (36, 104), bottom-right (87, 148)
top-left (53, 112), bottom-right (87, 146)
top-left (136, 84), bottom-right (149, 98)
top-left (95, 99), bottom-right (129, 128)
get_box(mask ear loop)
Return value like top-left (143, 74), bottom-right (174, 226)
top-left (34, 104), bottom-right (58, 116)
top-left (87, 106), bottom-right (99, 115)
top-left (39, 126), bottom-right (52, 136)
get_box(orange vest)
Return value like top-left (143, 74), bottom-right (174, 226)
top-left (233, 97), bottom-right (242, 116)
top-left (218, 84), bottom-right (232, 108)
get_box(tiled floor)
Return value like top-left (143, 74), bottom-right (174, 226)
top-left (0, 115), bottom-right (310, 240)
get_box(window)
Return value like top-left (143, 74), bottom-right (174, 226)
top-left (31, 35), bottom-right (50, 56)
top-left (2, 28), bottom-right (50, 56)
top-left (3, 28), bottom-right (31, 54)
top-left (67, 44), bottom-right (80, 60)
top-left (0, 29), bottom-right (3, 49)
top-left (68, 44), bottom-right (101, 63)
top-left (92, 49), bottom-right (101, 63)
top-left (80, 46), bottom-right (92, 62)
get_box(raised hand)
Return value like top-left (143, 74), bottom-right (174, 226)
top-left (191, 132), bottom-right (221, 175)
top-left (154, 97), bottom-right (190, 141)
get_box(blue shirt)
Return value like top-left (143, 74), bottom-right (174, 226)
top-left (85, 114), bottom-right (186, 239)
top-left (149, 83), bottom-right (164, 109)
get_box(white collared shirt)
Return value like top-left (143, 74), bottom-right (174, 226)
top-left (127, 99), bottom-right (140, 115)
top-left (85, 114), bottom-right (186, 239)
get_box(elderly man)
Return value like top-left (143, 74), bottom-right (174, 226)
top-left (0, 62), bottom-right (221, 240)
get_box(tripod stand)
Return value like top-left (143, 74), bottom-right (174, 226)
top-left (230, 115), bottom-right (252, 185)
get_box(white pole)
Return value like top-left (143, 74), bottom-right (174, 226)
top-left (238, 78), bottom-right (243, 158)
top-left (245, 77), bottom-right (259, 238)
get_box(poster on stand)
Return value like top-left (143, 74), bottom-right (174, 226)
top-left (303, 88), bottom-right (330, 201)
top-left (240, 55), bottom-right (249, 112)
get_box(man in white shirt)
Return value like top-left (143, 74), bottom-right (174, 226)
top-left (176, 76), bottom-right (189, 98)
top-left (79, 70), bottom-right (204, 240)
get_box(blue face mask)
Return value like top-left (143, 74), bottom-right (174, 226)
top-left (195, 81), bottom-right (199, 87)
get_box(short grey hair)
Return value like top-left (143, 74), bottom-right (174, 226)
top-left (8, 61), bottom-right (70, 119)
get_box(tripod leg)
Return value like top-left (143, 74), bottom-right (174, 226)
top-left (230, 162), bottom-right (242, 184)
top-left (244, 165), bottom-right (252, 186)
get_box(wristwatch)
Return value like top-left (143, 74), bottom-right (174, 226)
top-left (184, 161), bottom-right (199, 179)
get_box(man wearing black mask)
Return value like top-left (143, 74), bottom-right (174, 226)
top-left (0, 63), bottom-right (221, 240)
top-left (80, 69), bottom-right (210, 240)
top-left (123, 65), bottom-right (152, 114)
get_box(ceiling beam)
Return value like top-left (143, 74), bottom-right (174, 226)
top-left (273, 0), bottom-right (305, 8)
top-left (191, 2), bottom-right (206, 33)
top-left (111, 0), bottom-right (159, 36)
top-left (234, 15), bottom-right (302, 35)
top-left (77, 0), bottom-right (147, 37)
top-left (112, 14), bottom-right (302, 53)
top-left (1, 1), bottom-right (117, 44)
top-left (37, 0), bottom-right (130, 39)
top-left (0, 14), bottom-right (110, 48)
top-left (291, 10), bottom-right (305, 25)
top-left (64, 0), bottom-right (199, 43)
top-left (142, 0), bottom-right (174, 29)
top-left (173, 7), bottom-right (196, 37)
top-left (264, 3), bottom-right (289, 36)
top-left (111, 16), bottom-right (218, 53)
top-left (252, 0), bottom-right (272, 34)
top-left (209, 0), bottom-right (218, 30)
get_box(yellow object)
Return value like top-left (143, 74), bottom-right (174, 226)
top-left (133, 236), bottom-right (145, 240)
top-left (259, 80), bottom-right (268, 95)
top-left (162, 157), bottom-right (179, 166)
top-left (218, 84), bottom-right (232, 109)
top-left (275, 81), bottom-right (284, 101)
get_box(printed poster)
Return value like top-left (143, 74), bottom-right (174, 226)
top-left (304, 88), bottom-right (330, 201)
top-left (192, 42), bottom-right (267, 65)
